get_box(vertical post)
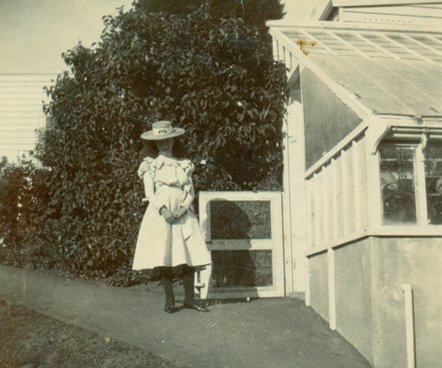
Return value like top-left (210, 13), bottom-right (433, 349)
top-left (401, 284), bottom-right (416, 368)
top-left (366, 145), bottom-right (382, 228)
top-left (282, 106), bottom-right (294, 296)
top-left (322, 167), bottom-right (330, 242)
top-left (415, 144), bottom-right (428, 226)
top-left (198, 192), bottom-right (212, 300)
top-left (306, 179), bottom-right (314, 248)
top-left (283, 100), bottom-right (307, 295)
top-left (341, 148), bottom-right (351, 235)
top-left (313, 174), bottom-right (322, 247)
top-left (331, 158), bottom-right (339, 240)
top-left (352, 140), bottom-right (362, 231)
top-left (328, 248), bottom-right (336, 330)
top-left (305, 258), bottom-right (311, 307)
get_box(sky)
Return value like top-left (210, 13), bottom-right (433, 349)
top-left (0, 0), bottom-right (327, 75)
top-left (0, 0), bottom-right (133, 74)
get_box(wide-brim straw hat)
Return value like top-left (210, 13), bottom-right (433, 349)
top-left (140, 120), bottom-right (185, 141)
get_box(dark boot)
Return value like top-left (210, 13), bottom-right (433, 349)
top-left (182, 266), bottom-right (209, 312)
top-left (160, 268), bottom-right (175, 313)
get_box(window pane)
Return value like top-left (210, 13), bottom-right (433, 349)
top-left (425, 143), bottom-right (442, 224)
top-left (379, 145), bottom-right (417, 224)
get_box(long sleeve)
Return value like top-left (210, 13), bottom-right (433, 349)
top-left (178, 159), bottom-right (196, 210)
top-left (179, 183), bottom-right (195, 210)
top-left (142, 172), bottom-right (166, 210)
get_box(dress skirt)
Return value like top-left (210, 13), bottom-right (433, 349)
top-left (132, 186), bottom-right (211, 270)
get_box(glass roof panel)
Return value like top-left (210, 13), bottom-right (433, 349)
top-left (280, 27), bottom-right (442, 64)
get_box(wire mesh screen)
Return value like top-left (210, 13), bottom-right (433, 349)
top-left (209, 200), bottom-right (272, 239)
top-left (210, 250), bottom-right (273, 288)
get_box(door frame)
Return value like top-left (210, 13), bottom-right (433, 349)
top-left (197, 191), bottom-right (285, 299)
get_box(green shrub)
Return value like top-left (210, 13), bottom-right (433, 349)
top-left (0, 157), bottom-right (54, 268)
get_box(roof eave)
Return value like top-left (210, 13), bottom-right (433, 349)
top-left (332, 0), bottom-right (442, 7)
top-left (266, 19), bottom-right (442, 33)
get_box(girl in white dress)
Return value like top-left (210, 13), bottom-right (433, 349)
top-left (132, 121), bottom-right (211, 313)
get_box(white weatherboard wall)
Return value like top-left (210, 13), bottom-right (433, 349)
top-left (0, 74), bottom-right (55, 162)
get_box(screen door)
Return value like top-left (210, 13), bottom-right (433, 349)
top-left (198, 191), bottom-right (284, 299)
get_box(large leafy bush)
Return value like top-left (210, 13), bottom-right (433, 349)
top-left (0, 157), bottom-right (53, 268)
top-left (1, 2), bottom-right (286, 281)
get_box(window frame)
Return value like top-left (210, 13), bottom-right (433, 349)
top-left (377, 137), bottom-right (442, 227)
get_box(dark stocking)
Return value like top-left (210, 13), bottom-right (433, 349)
top-left (182, 265), bottom-right (195, 305)
top-left (160, 268), bottom-right (175, 307)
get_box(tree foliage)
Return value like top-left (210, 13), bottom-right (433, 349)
top-left (138, 0), bottom-right (285, 28)
top-left (0, 157), bottom-right (53, 268)
top-left (1, 3), bottom-right (286, 280)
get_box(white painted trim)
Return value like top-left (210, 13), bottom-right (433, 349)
top-left (415, 143), bottom-right (429, 226)
top-left (401, 283), bottom-right (416, 368)
top-left (282, 113), bottom-right (294, 296)
top-left (268, 28), bottom-right (304, 74)
top-left (366, 141), bottom-right (383, 228)
top-left (331, 158), bottom-right (339, 239)
top-left (352, 140), bottom-right (363, 231)
top-left (204, 286), bottom-right (283, 299)
top-left (368, 119), bottom-right (391, 155)
top-left (313, 173), bottom-right (322, 246)
top-left (342, 148), bottom-right (352, 235)
top-left (378, 116), bottom-right (442, 124)
top-left (282, 190), bottom-right (293, 295)
top-left (322, 160), bottom-right (331, 241)
top-left (307, 229), bottom-right (369, 257)
top-left (328, 248), bottom-right (337, 330)
top-left (0, 73), bottom-right (58, 81)
top-left (318, 1), bottom-right (335, 20)
top-left (198, 191), bottom-right (285, 299)
top-left (285, 100), bottom-right (309, 293)
top-left (305, 260), bottom-right (311, 307)
top-left (207, 239), bottom-right (280, 250)
top-left (318, 171), bottom-right (326, 244)
top-left (332, 0), bottom-right (442, 7)
top-left (267, 20), bottom-right (442, 33)
top-left (371, 225), bottom-right (442, 236)
top-left (306, 225), bottom-right (442, 257)
top-left (306, 179), bottom-right (314, 249)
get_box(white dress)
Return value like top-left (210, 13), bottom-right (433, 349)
top-left (132, 154), bottom-right (211, 270)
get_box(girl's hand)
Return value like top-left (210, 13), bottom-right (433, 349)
top-left (160, 207), bottom-right (177, 224)
top-left (174, 206), bottom-right (187, 219)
